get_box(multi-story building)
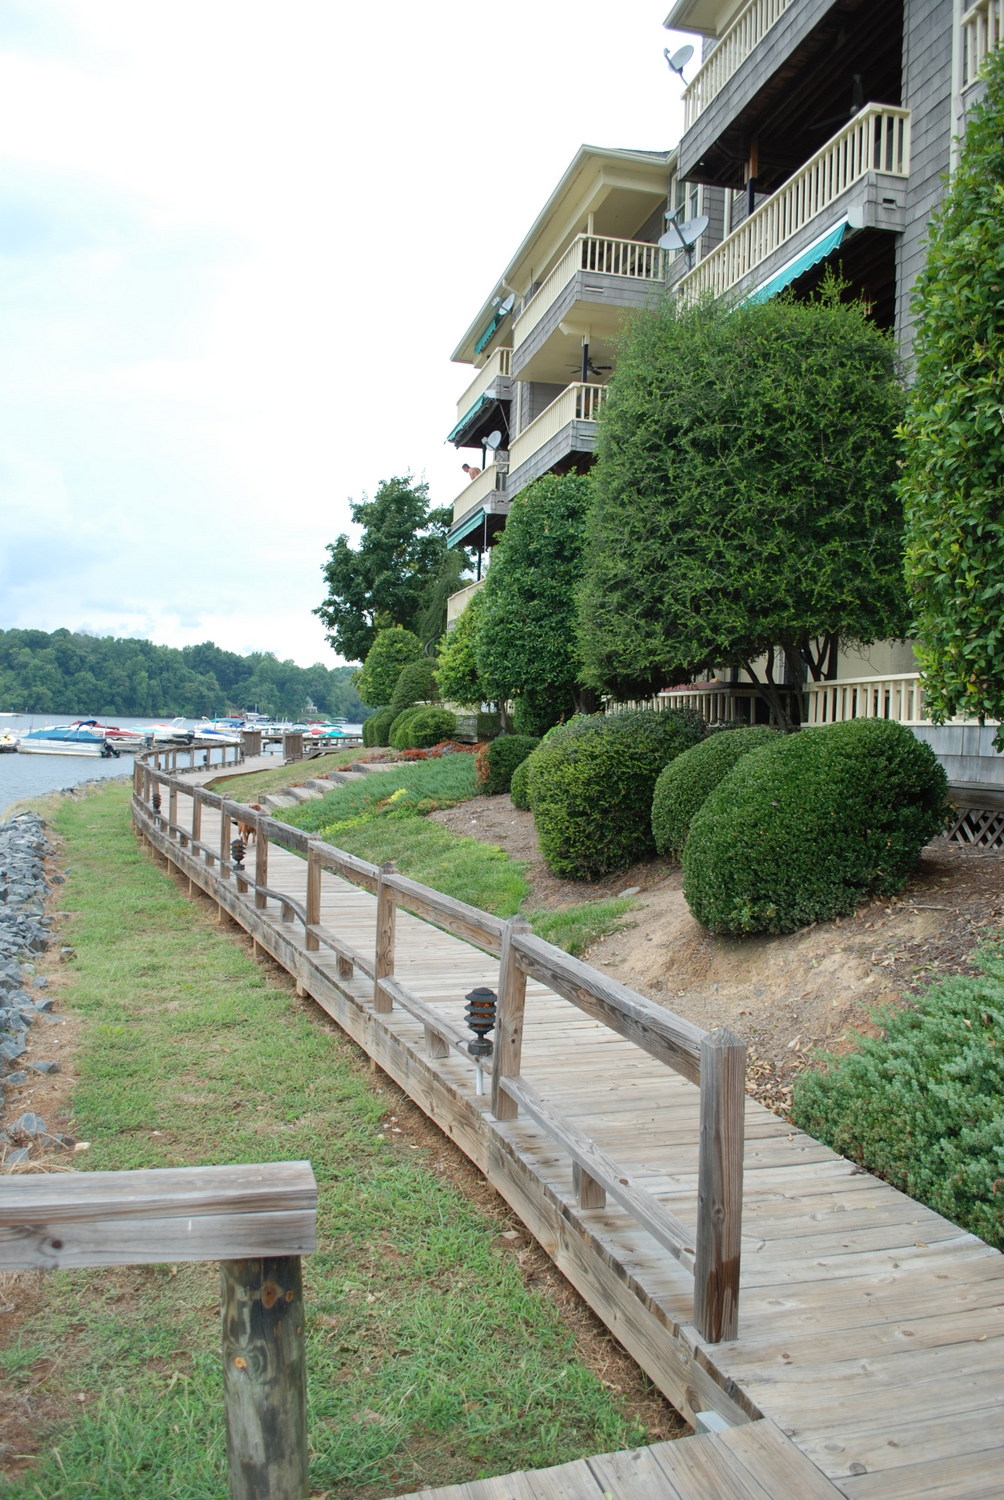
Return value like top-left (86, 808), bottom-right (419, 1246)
top-left (443, 0), bottom-right (1004, 792)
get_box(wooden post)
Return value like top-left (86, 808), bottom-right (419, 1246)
top-left (221, 812), bottom-right (232, 881)
top-left (373, 861), bottom-right (397, 1012)
top-left (573, 1162), bottom-right (607, 1209)
top-left (693, 1027), bottom-right (746, 1344)
top-left (219, 1253), bottom-right (308, 1500)
top-left (192, 789), bottom-right (203, 855)
top-left (491, 916), bottom-right (530, 1121)
top-left (336, 953), bottom-right (353, 980)
top-left (169, 786), bottom-right (178, 836)
top-left (305, 845), bottom-right (321, 952)
top-left (255, 825), bottom-right (269, 911)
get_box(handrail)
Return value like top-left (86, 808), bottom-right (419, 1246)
top-left (962, 0), bottom-right (1004, 87)
top-left (678, 104), bottom-right (911, 304)
top-left (682, 0), bottom-right (795, 130)
top-left (513, 235), bottom-right (668, 348)
top-left (132, 754), bottom-right (746, 1343)
top-left (507, 383), bottom-right (607, 474)
top-left (454, 346), bottom-right (512, 429)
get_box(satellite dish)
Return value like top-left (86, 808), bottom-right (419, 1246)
top-left (678, 214), bottom-right (709, 244)
top-left (484, 430), bottom-right (503, 451)
top-left (664, 44), bottom-right (694, 79)
top-left (659, 210), bottom-right (709, 268)
top-left (496, 293), bottom-right (515, 317)
top-left (659, 224), bottom-right (686, 252)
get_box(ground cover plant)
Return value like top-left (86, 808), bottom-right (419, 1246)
top-left (792, 947), bottom-right (1004, 1248)
top-left (1, 784), bottom-right (663, 1497)
top-left (682, 720), bottom-right (948, 935)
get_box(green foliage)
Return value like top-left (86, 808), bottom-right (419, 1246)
top-left (356, 626), bottom-right (423, 708)
top-left (528, 709), bottom-right (706, 880)
top-left (579, 289), bottom-right (907, 721)
top-left (509, 756), bottom-right (533, 810)
top-left (390, 657), bottom-right (440, 717)
top-left (435, 588), bottom-right (490, 709)
top-left (477, 735), bottom-right (540, 795)
top-left (390, 705), bottom-right (457, 750)
top-left (315, 476), bottom-right (467, 662)
top-left (792, 950), bottom-right (1004, 1248)
top-left (477, 474), bottom-right (595, 725)
top-left (526, 897), bottom-right (639, 958)
top-left (365, 705), bottom-right (398, 747)
top-left (901, 48), bottom-right (1004, 742)
top-left (682, 720), bottom-right (948, 935)
top-left (0, 627), bottom-right (365, 720)
top-left (651, 726), bottom-right (779, 857)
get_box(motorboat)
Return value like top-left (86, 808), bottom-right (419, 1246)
top-left (18, 722), bottom-right (121, 757)
top-left (0, 731), bottom-right (17, 753)
top-left (138, 718), bottom-right (195, 746)
top-left (68, 719), bottom-right (148, 752)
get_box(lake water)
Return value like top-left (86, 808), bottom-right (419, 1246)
top-left (0, 715), bottom-right (362, 818)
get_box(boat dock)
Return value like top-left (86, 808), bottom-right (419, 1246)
top-left (133, 758), bottom-right (1004, 1500)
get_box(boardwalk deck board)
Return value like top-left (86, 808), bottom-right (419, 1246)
top-left (133, 779), bottom-right (1004, 1500)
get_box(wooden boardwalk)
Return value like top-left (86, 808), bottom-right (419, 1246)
top-left (135, 769), bottom-right (1004, 1500)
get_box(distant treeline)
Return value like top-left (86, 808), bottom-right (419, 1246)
top-left (0, 628), bottom-right (367, 721)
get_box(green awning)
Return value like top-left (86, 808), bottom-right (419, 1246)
top-left (447, 507), bottom-right (490, 548)
top-left (447, 393), bottom-right (490, 444)
top-left (474, 314), bottom-right (500, 355)
top-left (745, 218), bottom-right (849, 304)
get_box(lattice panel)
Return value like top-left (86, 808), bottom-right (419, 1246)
top-left (945, 805), bottom-right (1004, 847)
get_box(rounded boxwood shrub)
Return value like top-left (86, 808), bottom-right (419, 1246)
top-left (477, 734), bottom-right (540, 796)
top-left (510, 756), bottom-right (533, 810)
top-left (682, 719), bottom-right (948, 936)
top-left (365, 706), bottom-right (397, 748)
top-left (652, 726), bottom-right (779, 857)
top-left (529, 709), bottom-right (706, 880)
top-left (389, 658), bottom-right (439, 718)
top-left (391, 705), bottom-right (457, 751)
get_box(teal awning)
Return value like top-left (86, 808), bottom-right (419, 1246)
top-left (448, 507), bottom-right (489, 548)
top-left (745, 218), bottom-right (849, 304)
top-left (474, 314), bottom-right (500, 355)
top-left (447, 392), bottom-right (490, 444)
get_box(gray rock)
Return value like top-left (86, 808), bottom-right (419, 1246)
top-left (27, 1061), bottom-right (59, 1075)
top-left (0, 1038), bottom-right (26, 1062)
top-left (4, 1071), bottom-right (27, 1085)
top-left (4, 1147), bottom-right (30, 1167)
top-left (11, 1111), bottom-right (45, 1139)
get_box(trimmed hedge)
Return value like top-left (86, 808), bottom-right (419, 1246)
top-left (651, 726), bottom-right (779, 857)
top-left (389, 658), bottom-right (439, 718)
top-left (390, 705), bottom-right (457, 751)
top-left (792, 952), bottom-right (1004, 1249)
top-left (510, 757), bottom-right (533, 810)
top-left (364, 706), bottom-right (397, 748)
top-left (528, 709), bottom-right (706, 880)
top-left (682, 719), bottom-right (948, 935)
top-left (477, 735), bottom-right (540, 796)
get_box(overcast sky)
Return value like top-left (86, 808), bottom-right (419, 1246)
top-left (0, 1), bottom-right (690, 666)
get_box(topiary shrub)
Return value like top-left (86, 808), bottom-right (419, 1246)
top-left (652, 726), bottom-right (780, 857)
top-left (389, 658), bottom-right (439, 718)
top-left (366, 706), bottom-right (397, 748)
top-left (391, 705), bottom-right (457, 751)
top-left (510, 757), bottom-right (533, 810)
top-left (791, 951), bottom-right (1004, 1249)
top-left (362, 711), bottom-right (383, 748)
top-left (682, 719), bottom-right (948, 935)
top-left (529, 709), bottom-right (706, 880)
top-left (476, 735), bottom-right (540, 796)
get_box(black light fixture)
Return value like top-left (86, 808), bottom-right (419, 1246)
top-left (465, 987), bottom-right (497, 1057)
top-left (230, 835), bottom-right (246, 870)
top-left (151, 791), bottom-right (161, 814)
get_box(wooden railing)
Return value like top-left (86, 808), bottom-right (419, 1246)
top-left (682, 0), bottom-right (796, 130)
top-left (513, 235), bottom-right (668, 348)
top-left (0, 1161), bottom-right (317, 1500)
top-left (962, 0), bottom-right (1004, 87)
top-left (455, 346), bottom-right (512, 428)
top-left (146, 740), bottom-right (246, 775)
top-left (451, 461), bottom-right (507, 526)
top-left (133, 758), bottom-right (747, 1344)
top-left (507, 383), bottom-right (607, 473)
top-left (678, 105), bottom-right (911, 304)
top-left (805, 673), bottom-right (928, 726)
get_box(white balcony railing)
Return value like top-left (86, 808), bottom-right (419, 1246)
top-left (682, 0), bottom-right (796, 131)
top-left (805, 674), bottom-right (929, 727)
top-left (961, 0), bottom-right (1004, 87)
top-left (678, 105), bottom-right (911, 303)
top-left (506, 383), bottom-right (607, 473)
top-left (451, 462), bottom-right (507, 526)
top-left (513, 236), bottom-right (667, 349)
top-left (455, 347), bottom-right (512, 429)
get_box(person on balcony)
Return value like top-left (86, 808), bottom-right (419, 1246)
top-left (462, 463), bottom-right (482, 481)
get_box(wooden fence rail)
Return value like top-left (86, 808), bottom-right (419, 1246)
top-left (0, 1161), bottom-right (317, 1500)
top-left (133, 758), bottom-right (746, 1343)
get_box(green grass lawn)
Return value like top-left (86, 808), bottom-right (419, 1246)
top-left (0, 784), bottom-right (669, 1499)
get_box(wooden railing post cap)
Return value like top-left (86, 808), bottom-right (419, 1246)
top-left (704, 1026), bottom-right (744, 1051)
top-left (379, 859), bottom-right (396, 873)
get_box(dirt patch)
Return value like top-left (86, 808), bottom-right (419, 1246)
top-left (430, 796), bottom-right (1004, 1113)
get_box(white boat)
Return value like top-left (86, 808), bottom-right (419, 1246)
top-left (68, 719), bottom-right (148, 752)
top-left (18, 723), bottom-right (120, 757)
top-left (0, 731), bottom-right (17, 753)
top-left (138, 718), bottom-right (194, 746)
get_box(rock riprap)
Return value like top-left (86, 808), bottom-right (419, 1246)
top-left (0, 812), bottom-right (68, 1163)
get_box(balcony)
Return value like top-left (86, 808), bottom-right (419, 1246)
top-left (450, 463), bottom-right (507, 529)
top-left (506, 383), bottom-right (607, 496)
top-left (677, 105), bottom-right (909, 306)
top-left (446, 577), bottom-right (486, 627)
top-left (449, 348), bottom-right (513, 448)
top-left (512, 236), bottom-right (667, 384)
top-left (681, 0), bottom-right (796, 131)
